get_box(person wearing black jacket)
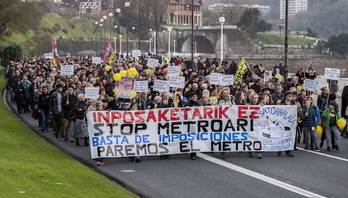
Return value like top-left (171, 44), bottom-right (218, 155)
top-left (38, 86), bottom-right (50, 133)
top-left (185, 92), bottom-right (202, 160)
top-left (62, 86), bottom-right (78, 142)
top-left (49, 84), bottom-right (64, 140)
top-left (69, 94), bottom-right (89, 146)
top-left (13, 79), bottom-right (25, 114)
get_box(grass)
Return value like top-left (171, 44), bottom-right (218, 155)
top-left (257, 33), bottom-right (317, 46)
top-left (0, 69), bottom-right (138, 197)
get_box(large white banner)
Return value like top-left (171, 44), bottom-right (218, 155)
top-left (86, 105), bottom-right (297, 159)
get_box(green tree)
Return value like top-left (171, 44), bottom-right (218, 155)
top-left (327, 33), bottom-right (348, 55)
top-left (0, 0), bottom-right (45, 40)
top-left (237, 8), bottom-right (272, 34)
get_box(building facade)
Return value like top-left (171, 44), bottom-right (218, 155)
top-left (280, 0), bottom-right (308, 19)
top-left (208, 3), bottom-right (271, 16)
top-left (167, 0), bottom-right (203, 26)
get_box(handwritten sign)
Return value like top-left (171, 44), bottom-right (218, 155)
top-left (132, 50), bottom-right (141, 57)
top-left (167, 66), bottom-right (181, 76)
top-left (169, 76), bottom-right (185, 88)
top-left (85, 87), bottom-right (100, 99)
top-left (134, 81), bottom-right (148, 93)
top-left (60, 65), bottom-right (74, 76)
top-left (92, 57), bottom-right (101, 64)
top-left (324, 68), bottom-right (340, 80)
top-left (148, 58), bottom-right (159, 67)
top-left (210, 73), bottom-right (222, 85)
top-left (221, 75), bottom-right (234, 86)
top-left (153, 80), bottom-right (169, 92)
top-left (303, 79), bottom-right (320, 92)
top-left (117, 78), bottom-right (134, 99)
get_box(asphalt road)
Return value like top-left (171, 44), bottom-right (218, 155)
top-left (4, 91), bottom-right (348, 198)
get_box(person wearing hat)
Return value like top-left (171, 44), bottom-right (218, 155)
top-left (321, 101), bottom-right (341, 151)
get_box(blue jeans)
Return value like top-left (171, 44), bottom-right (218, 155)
top-left (40, 109), bottom-right (50, 129)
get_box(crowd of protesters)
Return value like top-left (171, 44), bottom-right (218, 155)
top-left (4, 54), bottom-right (348, 165)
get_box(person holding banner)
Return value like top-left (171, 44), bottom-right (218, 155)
top-left (185, 92), bottom-right (202, 160)
top-left (321, 101), bottom-right (341, 151)
top-left (278, 91), bottom-right (295, 157)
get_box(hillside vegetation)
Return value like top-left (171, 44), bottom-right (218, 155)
top-left (257, 33), bottom-right (317, 46)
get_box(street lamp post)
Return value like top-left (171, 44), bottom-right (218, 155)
top-left (167, 27), bottom-right (172, 62)
top-left (114, 37), bottom-right (117, 52)
top-left (108, 12), bottom-right (113, 40)
top-left (125, 1), bottom-right (130, 58)
top-left (103, 16), bottom-right (107, 42)
top-left (138, 0), bottom-right (141, 50)
top-left (94, 21), bottom-right (99, 54)
top-left (119, 35), bottom-right (122, 55)
top-left (174, 39), bottom-right (176, 54)
top-left (202, 33), bottom-right (205, 54)
top-left (149, 38), bottom-right (152, 54)
top-left (116, 8), bottom-right (121, 53)
top-left (219, 16), bottom-right (225, 64)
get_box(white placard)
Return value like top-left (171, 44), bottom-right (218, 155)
top-left (148, 58), bottom-right (159, 67)
top-left (92, 57), bottom-right (102, 64)
top-left (85, 87), bottom-right (100, 99)
top-left (303, 79), bottom-right (320, 92)
top-left (134, 81), bottom-right (149, 93)
top-left (167, 66), bottom-right (181, 76)
top-left (153, 80), bottom-right (170, 92)
top-left (210, 73), bottom-right (222, 85)
top-left (60, 65), bottom-right (74, 76)
top-left (324, 68), bottom-right (340, 80)
top-left (132, 50), bottom-right (141, 57)
top-left (221, 75), bottom-right (234, 86)
top-left (169, 76), bottom-right (185, 88)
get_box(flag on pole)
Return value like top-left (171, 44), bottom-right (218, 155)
top-left (233, 58), bottom-right (249, 84)
top-left (52, 40), bottom-right (60, 66)
top-left (103, 40), bottom-right (114, 63)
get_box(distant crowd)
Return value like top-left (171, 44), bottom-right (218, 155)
top-left (4, 54), bottom-right (348, 165)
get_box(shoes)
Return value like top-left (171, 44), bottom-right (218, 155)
top-left (222, 153), bottom-right (227, 159)
top-left (319, 142), bottom-right (324, 148)
top-left (130, 157), bottom-right (135, 161)
top-left (60, 138), bottom-right (65, 141)
top-left (191, 156), bottom-right (196, 160)
top-left (286, 153), bottom-right (294, 157)
top-left (332, 145), bottom-right (336, 150)
top-left (305, 147), bottom-right (309, 150)
top-left (41, 129), bottom-right (45, 133)
top-left (248, 152), bottom-right (254, 157)
top-left (96, 161), bottom-right (104, 166)
top-left (315, 147), bottom-right (320, 152)
top-left (135, 158), bottom-right (141, 163)
top-left (334, 145), bottom-right (339, 150)
top-left (327, 146), bottom-right (331, 151)
top-left (277, 151), bottom-right (281, 156)
top-left (258, 153), bottom-right (262, 159)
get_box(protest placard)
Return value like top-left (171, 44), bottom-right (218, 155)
top-left (210, 73), bottom-right (222, 85)
top-left (167, 66), bottom-right (181, 76)
top-left (60, 65), bottom-right (74, 76)
top-left (92, 57), bottom-right (101, 64)
top-left (324, 68), bottom-right (340, 80)
top-left (153, 80), bottom-right (169, 92)
top-left (85, 87), bottom-right (99, 99)
top-left (148, 58), bottom-right (159, 67)
top-left (132, 50), bottom-right (141, 57)
top-left (169, 76), bottom-right (185, 88)
top-left (134, 81), bottom-right (149, 93)
top-left (117, 78), bottom-right (134, 99)
top-left (303, 79), bottom-right (320, 92)
top-left (221, 75), bottom-right (234, 86)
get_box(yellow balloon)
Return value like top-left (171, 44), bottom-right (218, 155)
top-left (315, 126), bottom-right (323, 135)
top-left (128, 68), bottom-right (137, 77)
top-left (131, 91), bottom-right (137, 98)
top-left (337, 118), bottom-right (346, 128)
top-left (113, 73), bottom-right (121, 81)
top-left (113, 87), bottom-right (118, 95)
top-left (105, 65), bottom-right (111, 71)
top-left (120, 70), bottom-right (128, 76)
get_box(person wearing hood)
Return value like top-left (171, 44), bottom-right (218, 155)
top-left (321, 101), bottom-right (341, 151)
top-left (305, 66), bottom-right (317, 80)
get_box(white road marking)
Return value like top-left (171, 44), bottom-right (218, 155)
top-left (296, 147), bottom-right (348, 162)
top-left (197, 153), bottom-right (326, 198)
